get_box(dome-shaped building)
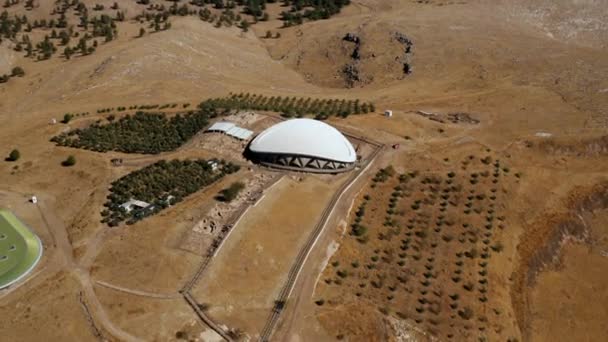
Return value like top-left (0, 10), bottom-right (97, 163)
top-left (248, 118), bottom-right (357, 173)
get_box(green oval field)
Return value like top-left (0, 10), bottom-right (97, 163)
top-left (0, 209), bottom-right (43, 289)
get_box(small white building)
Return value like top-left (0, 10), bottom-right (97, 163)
top-left (119, 199), bottom-right (151, 213)
top-left (207, 160), bottom-right (219, 171)
top-left (384, 110), bottom-right (393, 117)
top-left (30, 196), bottom-right (38, 204)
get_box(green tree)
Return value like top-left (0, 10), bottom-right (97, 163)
top-left (240, 20), bottom-right (249, 32)
top-left (11, 66), bottom-right (24, 77)
top-left (7, 149), bottom-right (20, 162)
top-left (139, 27), bottom-right (145, 37)
top-left (219, 182), bottom-right (245, 202)
top-left (64, 46), bottom-right (73, 60)
top-left (62, 155), bottom-right (76, 167)
top-left (61, 113), bottom-right (73, 123)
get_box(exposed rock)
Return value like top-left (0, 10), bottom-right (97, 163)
top-left (342, 63), bottom-right (361, 88)
top-left (343, 33), bottom-right (361, 44)
top-left (393, 32), bottom-right (414, 76)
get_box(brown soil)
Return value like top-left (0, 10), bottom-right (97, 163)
top-left (529, 242), bottom-right (608, 342)
top-left (191, 175), bottom-right (346, 338)
top-left (0, 271), bottom-right (99, 341)
top-left (511, 183), bottom-right (608, 340)
top-left (95, 284), bottom-right (202, 342)
top-left (313, 151), bottom-right (521, 341)
top-left (0, 0), bottom-right (607, 341)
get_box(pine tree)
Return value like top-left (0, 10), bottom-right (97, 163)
top-left (64, 46), bottom-right (73, 60)
top-left (25, 41), bottom-right (33, 57)
top-left (105, 30), bottom-right (113, 42)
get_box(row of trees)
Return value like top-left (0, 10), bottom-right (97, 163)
top-left (96, 103), bottom-right (188, 113)
top-left (102, 159), bottom-right (240, 226)
top-left (200, 93), bottom-right (375, 118)
top-left (5, 148), bottom-right (76, 166)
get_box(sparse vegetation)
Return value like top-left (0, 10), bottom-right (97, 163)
top-left (316, 153), bottom-right (518, 339)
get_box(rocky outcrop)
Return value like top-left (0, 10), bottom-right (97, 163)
top-left (341, 33), bottom-right (364, 87)
top-left (393, 32), bottom-right (414, 75)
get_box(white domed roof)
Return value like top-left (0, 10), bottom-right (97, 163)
top-left (249, 119), bottom-right (356, 163)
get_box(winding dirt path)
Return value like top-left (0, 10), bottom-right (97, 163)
top-left (0, 190), bottom-right (143, 342)
top-left (96, 280), bottom-right (180, 299)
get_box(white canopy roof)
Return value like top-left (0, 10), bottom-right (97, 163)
top-left (208, 122), bottom-right (236, 132)
top-left (206, 121), bottom-right (253, 140)
top-left (249, 118), bottom-right (356, 163)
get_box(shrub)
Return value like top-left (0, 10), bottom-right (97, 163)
top-left (458, 307), bottom-right (474, 320)
top-left (6, 149), bottom-right (20, 162)
top-left (491, 241), bottom-right (504, 252)
top-left (11, 66), bottom-right (25, 77)
top-left (352, 224), bottom-right (367, 237)
top-left (463, 282), bottom-right (474, 291)
top-left (61, 113), bottom-right (74, 124)
top-left (62, 155), bottom-right (76, 167)
top-left (464, 248), bottom-right (478, 259)
top-left (219, 182), bottom-right (245, 202)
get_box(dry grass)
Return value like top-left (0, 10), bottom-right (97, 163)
top-left (191, 175), bottom-right (346, 337)
top-left (0, 271), bottom-right (98, 341)
top-left (0, 0), bottom-right (607, 341)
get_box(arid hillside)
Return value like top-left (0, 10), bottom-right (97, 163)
top-left (0, 0), bottom-right (607, 341)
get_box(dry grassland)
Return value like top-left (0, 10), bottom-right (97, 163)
top-left (192, 174), bottom-right (346, 338)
